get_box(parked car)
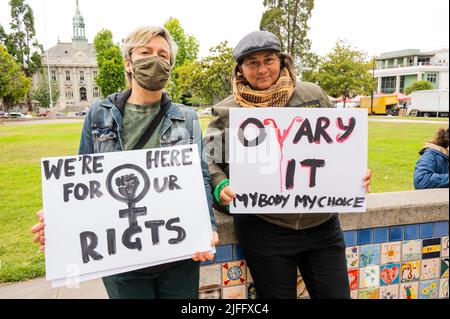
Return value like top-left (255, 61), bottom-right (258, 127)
top-left (0, 111), bottom-right (8, 118)
top-left (37, 111), bottom-right (50, 117)
top-left (75, 111), bottom-right (86, 116)
top-left (8, 112), bottom-right (26, 118)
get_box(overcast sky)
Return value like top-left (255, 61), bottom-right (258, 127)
top-left (0, 0), bottom-right (448, 59)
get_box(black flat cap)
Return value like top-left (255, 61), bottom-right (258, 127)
top-left (233, 31), bottom-right (281, 62)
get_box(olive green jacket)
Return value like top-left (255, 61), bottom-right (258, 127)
top-left (204, 81), bottom-right (338, 230)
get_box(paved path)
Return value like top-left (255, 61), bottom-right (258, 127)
top-left (0, 277), bottom-right (108, 299)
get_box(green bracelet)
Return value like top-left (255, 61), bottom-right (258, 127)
top-left (214, 179), bottom-right (230, 206)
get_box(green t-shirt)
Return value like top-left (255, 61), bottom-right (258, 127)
top-left (122, 101), bottom-right (163, 150)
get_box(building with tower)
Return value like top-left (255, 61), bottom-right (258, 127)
top-left (33, 0), bottom-right (99, 112)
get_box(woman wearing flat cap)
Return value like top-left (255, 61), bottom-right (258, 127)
top-left (204, 30), bottom-right (372, 299)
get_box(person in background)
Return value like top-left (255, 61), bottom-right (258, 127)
top-left (414, 127), bottom-right (449, 189)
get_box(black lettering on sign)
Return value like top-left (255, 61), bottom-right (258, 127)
top-left (314, 117), bottom-right (333, 144)
top-left (238, 118), bottom-right (267, 147)
top-left (300, 159), bottom-right (326, 188)
top-left (122, 225), bottom-right (143, 251)
top-left (93, 156), bottom-right (104, 173)
top-left (79, 231), bottom-right (103, 264)
top-left (81, 155), bottom-right (92, 175)
top-left (233, 193), bottom-right (249, 208)
top-left (146, 150), bottom-right (160, 169)
top-left (285, 159), bottom-right (296, 190)
top-left (292, 119), bottom-right (314, 144)
top-left (181, 148), bottom-right (193, 165)
top-left (169, 175), bottom-right (182, 190)
top-left (63, 181), bottom-right (103, 202)
top-left (166, 217), bottom-right (186, 244)
top-left (336, 117), bottom-right (356, 143)
top-left (64, 158), bottom-right (76, 177)
top-left (161, 150), bottom-right (170, 167)
top-left (144, 220), bottom-right (165, 245)
top-left (106, 229), bottom-right (116, 256)
top-left (43, 159), bottom-right (64, 180)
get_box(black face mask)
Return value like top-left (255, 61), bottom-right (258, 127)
top-left (131, 56), bottom-right (171, 91)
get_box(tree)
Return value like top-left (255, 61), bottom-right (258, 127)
top-left (93, 29), bottom-right (126, 97)
top-left (0, 44), bottom-right (31, 112)
top-left (0, 0), bottom-right (43, 111)
top-left (176, 41), bottom-right (235, 105)
top-left (404, 80), bottom-right (433, 95)
top-left (164, 18), bottom-right (200, 104)
top-left (310, 40), bottom-right (374, 107)
top-left (260, 0), bottom-right (315, 75)
top-left (32, 71), bottom-right (60, 109)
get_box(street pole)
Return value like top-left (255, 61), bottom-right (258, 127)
top-left (370, 58), bottom-right (375, 115)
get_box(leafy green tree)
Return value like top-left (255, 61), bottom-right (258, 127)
top-left (164, 18), bottom-right (200, 104)
top-left (93, 29), bottom-right (126, 97)
top-left (404, 80), bottom-right (434, 95)
top-left (310, 40), bottom-right (374, 106)
top-left (260, 0), bottom-right (315, 75)
top-left (0, 0), bottom-right (43, 111)
top-left (32, 71), bottom-right (60, 109)
top-left (175, 42), bottom-right (235, 106)
top-left (0, 44), bottom-right (31, 112)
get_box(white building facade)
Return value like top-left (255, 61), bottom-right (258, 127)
top-left (372, 49), bottom-right (449, 94)
top-left (33, 0), bottom-right (100, 112)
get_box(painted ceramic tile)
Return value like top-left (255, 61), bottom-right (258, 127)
top-left (442, 236), bottom-right (449, 257)
top-left (422, 238), bottom-right (441, 259)
top-left (346, 246), bottom-right (359, 269)
top-left (247, 284), bottom-right (257, 300)
top-left (399, 282), bottom-right (419, 299)
top-left (348, 269), bottom-right (358, 290)
top-left (439, 279), bottom-right (449, 299)
top-left (402, 240), bottom-right (422, 261)
top-left (379, 285), bottom-right (399, 299)
top-left (359, 266), bottom-right (380, 289)
top-left (421, 258), bottom-right (440, 280)
top-left (359, 245), bottom-right (381, 267)
top-left (381, 242), bottom-right (401, 264)
top-left (350, 290), bottom-right (358, 299)
top-left (380, 264), bottom-right (400, 286)
top-left (419, 280), bottom-right (439, 299)
top-left (401, 261), bottom-right (420, 283)
top-left (199, 289), bottom-right (221, 299)
top-left (199, 264), bottom-right (222, 290)
top-left (441, 257), bottom-right (449, 278)
top-left (297, 277), bottom-right (309, 299)
top-left (222, 285), bottom-right (246, 299)
top-left (222, 261), bottom-right (246, 286)
top-left (358, 288), bottom-right (379, 299)
top-left (246, 266), bottom-right (253, 284)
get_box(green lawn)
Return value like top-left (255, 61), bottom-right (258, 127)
top-left (0, 119), bottom-right (446, 282)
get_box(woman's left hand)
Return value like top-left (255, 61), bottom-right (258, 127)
top-left (363, 169), bottom-right (372, 193)
top-left (192, 231), bottom-right (219, 262)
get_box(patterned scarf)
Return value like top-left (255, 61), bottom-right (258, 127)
top-left (232, 59), bottom-right (296, 108)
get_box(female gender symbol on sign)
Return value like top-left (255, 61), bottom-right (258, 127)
top-left (106, 164), bottom-right (150, 227)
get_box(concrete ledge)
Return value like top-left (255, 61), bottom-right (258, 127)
top-left (216, 189), bottom-right (449, 244)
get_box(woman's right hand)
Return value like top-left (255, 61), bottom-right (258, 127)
top-left (219, 186), bottom-right (236, 206)
top-left (31, 210), bottom-right (45, 252)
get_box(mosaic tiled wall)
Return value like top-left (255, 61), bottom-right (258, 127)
top-left (199, 221), bottom-right (449, 299)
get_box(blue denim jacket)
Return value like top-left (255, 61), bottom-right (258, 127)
top-left (78, 89), bottom-right (217, 231)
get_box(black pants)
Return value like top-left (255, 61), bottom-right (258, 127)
top-left (234, 214), bottom-right (350, 299)
top-left (102, 259), bottom-right (200, 299)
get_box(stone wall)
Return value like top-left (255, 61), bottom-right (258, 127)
top-left (200, 189), bottom-right (449, 299)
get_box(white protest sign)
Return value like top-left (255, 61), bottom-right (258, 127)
top-left (41, 144), bottom-right (214, 286)
top-left (229, 108), bottom-right (368, 213)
